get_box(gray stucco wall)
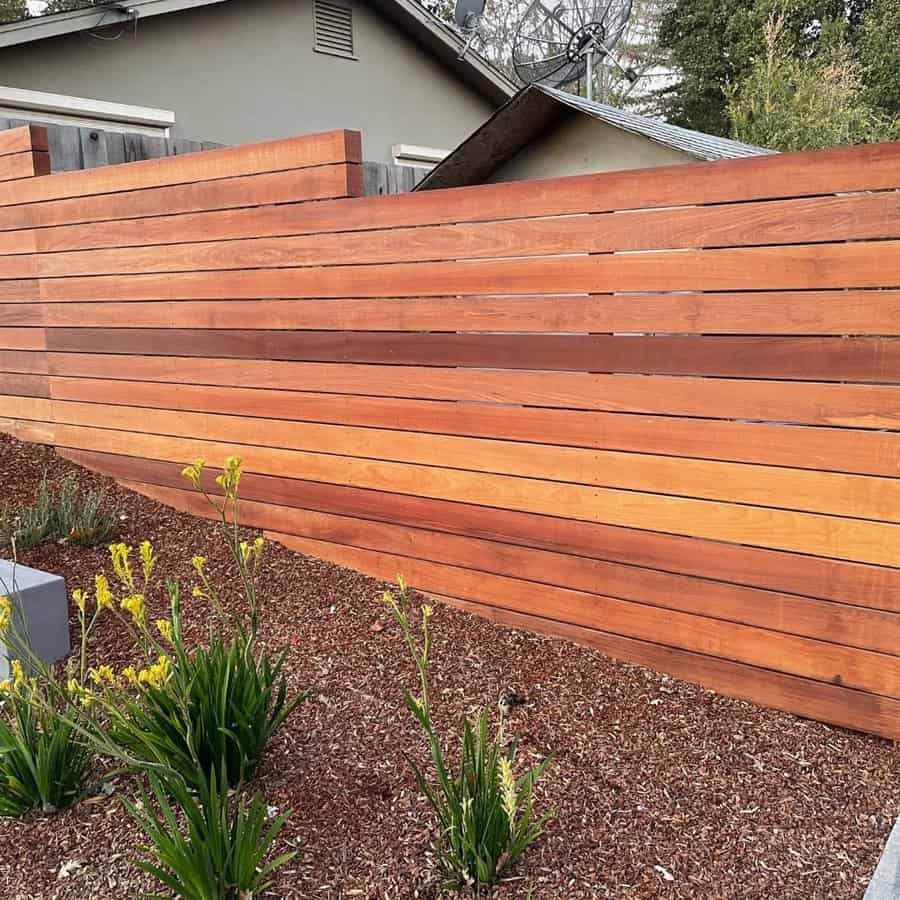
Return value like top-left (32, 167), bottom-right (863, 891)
top-left (0, 0), bottom-right (494, 163)
top-left (488, 112), bottom-right (692, 183)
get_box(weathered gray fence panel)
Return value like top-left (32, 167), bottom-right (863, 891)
top-left (364, 160), bottom-right (429, 195)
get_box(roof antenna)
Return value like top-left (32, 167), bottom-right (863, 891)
top-left (512, 0), bottom-right (636, 102)
top-left (454, 0), bottom-right (486, 61)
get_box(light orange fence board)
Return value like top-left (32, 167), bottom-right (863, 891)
top-left (4, 123), bottom-right (900, 738)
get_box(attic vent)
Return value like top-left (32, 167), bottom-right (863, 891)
top-left (314, 0), bottom-right (355, 59)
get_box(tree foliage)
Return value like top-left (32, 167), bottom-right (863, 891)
top-left (653, 0), bottom-right (844, 135)
top-left (857, 0), bottom-right (900, 116)
top-left (0, 0), bottom-right (28, 26)
top-left (728, 13), bottom-right (900, 150)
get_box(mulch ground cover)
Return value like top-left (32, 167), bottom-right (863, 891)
top-left (0, 431), bottom-right (898, 899)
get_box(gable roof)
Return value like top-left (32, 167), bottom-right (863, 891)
top-left (417, 83), bottom-right (774, 190)
top-left (0, 0), bottom-right (516, 106)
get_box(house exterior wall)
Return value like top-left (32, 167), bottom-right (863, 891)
top-left (488, 112), bottom-right (693, 183)
top-left (0, 0), bottom-right (495, 163)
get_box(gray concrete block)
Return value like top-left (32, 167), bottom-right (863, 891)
top-left (0, 560), bottom-right (70, 677)
top-left (865, 815), bottom-right (900, 900)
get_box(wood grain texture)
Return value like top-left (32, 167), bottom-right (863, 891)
top-left (0, 166), bottom-right (363, 236)
top-left (438, 595), bottom-right (900, 741)
top-left (250, 528), bottom-right (900, 699)
top-left (5, 291), bottom-right (900, 334)
top-left (0, 150), bottom-right (50, 183)
top-left (0, 373), bottom-right (49, 398)
top-left (3, 191), bottom-right (898, 272)
top-left (59, 450), bottom-right (900, 613)
top-left (45, 354), bottom-right (900, 429)
top-left (0, 125), bottom-right (48, 155)
top-left (41, 139), bottom-right (900, 241)
top-left (33, 241), bottom-right (900, 302)
top-left (0, 130), bottom-right (362, 207)
top-left (111, 479), bottom-right (900, 655)
top-left (0, 415), bottom-right (54, 444)
top-left (43, 329), bottom-right (900, 382)
top-left (44, 399), bottom-right (900, 522)
top-left (46, 377), bottom-right (900, 476)
top-left (48, 423), bottom-right (900, 566)
top-left (0, 328), bottom-right (44, 350)
top-left (0, 350), bottom-right (48, 374)
top-left (3, 132), bottom-right (900, 737)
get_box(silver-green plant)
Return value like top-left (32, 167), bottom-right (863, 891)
top-left (382, 580), bottom-right (552, 891)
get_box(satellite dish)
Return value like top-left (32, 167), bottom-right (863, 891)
top-left (454, 0), bottom-right (485, 31)
top-left (454, 0), bottom-right (486, 59)
top-left (512, 0), bottom-right (636, 100)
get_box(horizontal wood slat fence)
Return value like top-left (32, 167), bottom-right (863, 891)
top-left (3, 123), bottom-right (900, 738)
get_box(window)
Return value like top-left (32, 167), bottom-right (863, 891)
top-left (313, 0), bottom-right (355, 59)
top-left (0, 85), bottom-right (174, 137)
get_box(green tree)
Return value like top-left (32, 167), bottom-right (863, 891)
top-left (0, 0), bottom-right (28, 26)
top-left (857, 0), bottom-right (900, 116)
top-left (728, 13), bottom-right (900, 150)
top-left (654, 0), bottom-right (845, 135)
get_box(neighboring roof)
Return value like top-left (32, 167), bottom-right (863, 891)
top-left (0, 0), bottom-right (516, 106)
top-left (417, 83), bottom-right (774, 190)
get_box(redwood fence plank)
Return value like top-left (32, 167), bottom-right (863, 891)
top-left (43, 329), bottom-right (900, 382)
top-left (46, 377), bottom-right (900, 476)
top-left (0, 130), bottom-right (362, 207)
top-left (45, 399), bottom-right (900, 522)
top-left (32, 241), bottom-right (900, 301)
top-left (59, 449), bottom-right (900, 613)
top-left (6, 291), bottom-right (900, 334)
top-left (0, 190), bottom-right (895, 271)
top-left (3, 132), bottom-right (900, 737)
top-left (49, 423), bottom-right (900, 566)
top-left (44, 353), bottom-right (900, 429)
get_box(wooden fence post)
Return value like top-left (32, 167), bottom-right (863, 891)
top-left (0, 124), bottom-right (50, 182)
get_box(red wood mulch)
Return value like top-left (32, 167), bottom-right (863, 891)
top-left (1, 432), bottom-right (898, 899)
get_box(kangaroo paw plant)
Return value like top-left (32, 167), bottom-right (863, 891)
top-left (382, 580), bottom-right (552, 892)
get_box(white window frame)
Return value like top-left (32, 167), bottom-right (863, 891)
top-left (391, 143), bottom-right (449, 169)
top-left (0, 86), bottom-right (175, 137)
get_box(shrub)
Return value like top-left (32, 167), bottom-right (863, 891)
top-left (106, 620), bottom-right (301, 791)
top-left (126, 765), bottom-right (295, 900)
top-left (0, 590), bottom-right (91, 817)
top-left (383, 581), bottom-right (552, 891)
top-left (0, 675), bottom-right (91, 817)
top-left (0, 473), bottom-right (119, 551)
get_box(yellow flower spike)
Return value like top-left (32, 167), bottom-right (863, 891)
top-left (94, 574), bottom-right (114, 611)
top-left (155, 618), bottom-right (173, 643)
top-left (191, 585), bottom-right (205, 600)
top-left (110, 543), bottom-right (135, 590)
top-left (66, 677), bottom-right (80, 695)
top-left (239, 541), bottom-right (252, 564)
top-left (10, 659), bottom-right (24, 685)
top-left (0, 679), bottom-right (11, 693)
top-left (253, 536), bottom-right (265, 562)
top-left (139, 541), bottom-right (157, 582)
top-left (72, 588), bottom-right (89, 614)
top-left (499, 756), bottom-right (517, 825)
top-left (121, 666), bottom-right (138, 686)
top-left (422, 604), bottom-right (434, 620)
top-left (0, 595), bottom-right (11, 634)
top-left (120, 593), bottom-right (146, 626)
top-left (397, 574), bottom-right (407, 593)
top-left (181, 458), bottom-right (205, 487)
top-left (88, 665), bottom-right (115, 686)
top-left (191, 556), bottom-right (207, 576)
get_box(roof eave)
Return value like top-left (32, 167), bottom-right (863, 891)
top-left (366, 0), bottom-right (516, 105)
top-left (0, 0), bottom-right (228, 48)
